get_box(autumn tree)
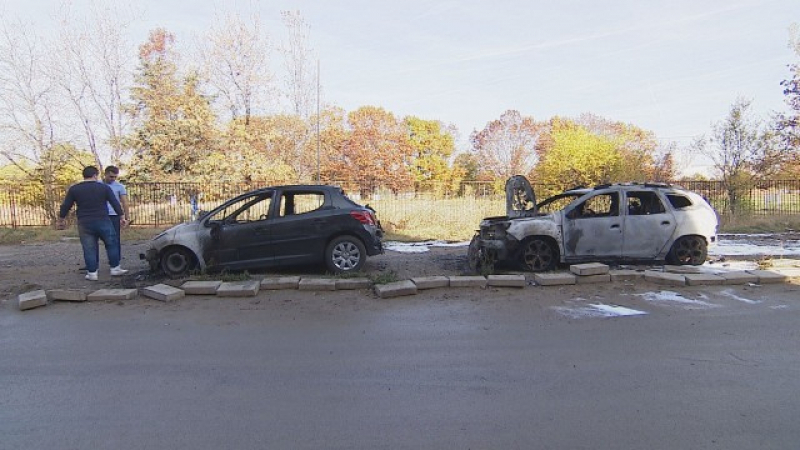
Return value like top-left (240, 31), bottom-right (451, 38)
top-left (280, 10), bottom-right (317, 119)
top-left (470, 110), bottom-right (541, 180)
top-left (197, 12), bottom-right (273, 125)
top-left (55, 2), bottom-right (136, 166)
top-left (534, 118), bottom-right (623, 196)
top-left (0, 17), bottom-right (68, 221)
top-left (125, 29), bottom-right (218, 181)
top-left (405, 116), bottom-right (458, 191)
top-left (574, 113), bottom-right (674, 181)
top-left (776, 22), bottom-right (800, 176)
top-left (326, 106), bottom-right (413, 196)
top-left (692, 98), bottom-right (778, 214)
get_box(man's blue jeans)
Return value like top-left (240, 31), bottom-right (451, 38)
top-left (78, 219), bottom-right (120, 272)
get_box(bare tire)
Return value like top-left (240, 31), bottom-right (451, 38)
top-left (519, 238), bottom-right (557, 272)
top-left (666, 236), bottom-right (707, 266)
top-left (160, 247), bottom-right (197, 278)
top-left (467, 234), bottom-right (495, 275)
top-left (325, 236), bottom-right (366, 274)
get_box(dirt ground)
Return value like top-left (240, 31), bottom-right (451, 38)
top-left (0, 238), bottom-right (477, 300)
top-left (0, 235), bottom-right (796, 303)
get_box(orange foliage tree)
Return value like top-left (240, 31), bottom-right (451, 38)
top-left (324, 106), bottom-right (413, 196)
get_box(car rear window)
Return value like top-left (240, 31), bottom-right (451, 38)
top-left (667, 194), bottom-right (693, 209)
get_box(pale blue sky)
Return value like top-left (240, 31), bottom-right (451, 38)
top-left (2, 0), bottom-right (797, 174)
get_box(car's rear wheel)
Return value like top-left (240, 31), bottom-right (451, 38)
top-left (160, 247), bottom-right (197, 278)
top-left (666, 236), bottom-right (707, 266)
top-left (519, 238), bottom-right (557, 272)
top-left (325, 236), bottom-right (366, 274)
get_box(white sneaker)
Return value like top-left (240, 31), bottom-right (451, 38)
top-left (85, 271), bottom-right (98, 281)
top-left (110, 266), bottom-right (128, 276)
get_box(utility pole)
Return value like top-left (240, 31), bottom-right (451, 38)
top-left (316, 58), bottom-right (321, 184)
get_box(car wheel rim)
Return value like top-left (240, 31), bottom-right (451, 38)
top-left (675, 238), bottom-right (704, 264)
top-left (522, 240), bottom-right (553, 271)
top-left (166, 253), bottom-right (188, 273)
top-left (332, 241), bottom-right (361, 270)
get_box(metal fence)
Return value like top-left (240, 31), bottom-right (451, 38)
top-left (2, 179), bottom-right (799, 235)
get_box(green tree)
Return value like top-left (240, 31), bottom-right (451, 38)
top-left (405, 116), bottom-right (457, 191)
top-left (692, 98), bottom-right (777, 215)
top-left (534, 119), bottom-right (622, 197)
top-left (125, 29), bottom-right (218, 181)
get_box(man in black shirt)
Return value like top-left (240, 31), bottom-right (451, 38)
top-left (58, 166), bottom-right (129, 281)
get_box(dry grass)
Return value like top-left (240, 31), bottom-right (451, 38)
top-left (2, 210), bottom-right (799, 246)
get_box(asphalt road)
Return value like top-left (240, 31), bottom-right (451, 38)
top-left (2, 286), bottom-right (799, 450)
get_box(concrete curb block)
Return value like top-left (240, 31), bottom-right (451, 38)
top-left (181, 281), bottom-right (222, 295)
top-left (411, 276), bottom-right (450, 290)
top-left (487, 274), bottom-right (526, 288)
top-left (374, 280), bottom-right (417, 298)
top-left (261, 276), bottom-right (300, 290)
top-left (448, 276), bottom-right (487, 288)
top-left (18, 290), bottom-right (47, 311)
top-left (46, 289), bottom-right (89, 302)
top-left (216, 281), bottom-right (260, 297)
top-left (142, 284), bottom-right (185, 302)
top-left (86, 289), bottom-right (138, 301)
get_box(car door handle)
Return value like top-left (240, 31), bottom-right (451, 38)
top-left (610, 224), bottom-right (620, 229)
top-left (661, 221), bottom-right (671, 226)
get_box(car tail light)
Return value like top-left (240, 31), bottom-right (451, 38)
top-left (350, 210), bottom-right (376, 226)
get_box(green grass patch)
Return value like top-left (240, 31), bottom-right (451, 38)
top-left (370, 270), bottom-right (399, 285)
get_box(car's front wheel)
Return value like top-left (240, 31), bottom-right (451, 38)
top-left (325, 236), bottom-right (366, 274)
top-left (666, 236), bottom-right (707, 266)
top-left (519, 237), bottom-right (558, 272)
top-left (160, 246), bottom-right (197, 278)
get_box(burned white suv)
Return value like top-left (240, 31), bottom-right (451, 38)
top-left (468, 176), bottom-right (718, 272)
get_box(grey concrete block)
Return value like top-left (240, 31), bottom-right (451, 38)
top-left (534, 272), bottom-right (576, 286)
top-left (335, 278), bottom-right (372, 290)
top-left (745, 270), bottom-right (788, 284)
top-left (260, 276), bottom-right (300, 290)
top-left (767, 268), bottom-right (800, 283)
top-left (609, 269), bottom-right (644, 282)
top-left (684, 273), bottom-right (726, 286)
top-left (570, 262), bottom-right (610, 276)
top-left (181, 280), bottom-right (222, 295)
top-left (298, 278), bottom-right (337, 291)
top-left (374, 280), bottom-right (418, 298)
top-left (18, 290), bottom-right (47, 311)
top-left (411, 276), bottom-right (450, 290)
top-left (141, 284), bottom-right (185, 302)
top-left (216, 281), bottom-right (260, 297)
top-left (663, 265), bottom-right (705, 274)
top-left (448, 276), bottom-right (487, 288)
top-left (576, 273), bottom-right (611, 284)
top-left (487, 274), bottom-right (527, 288)
top-left (86, 289), bottom-right (138, 301)
top-left (719, 271), bottom-right (759, 285)
top-left (644, 270), bottom-right (686, 286)
top-left (46, 289), bottom-right (88, 302)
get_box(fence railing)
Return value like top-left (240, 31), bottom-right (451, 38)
top-left (2, 180), bottom-right (799, 238)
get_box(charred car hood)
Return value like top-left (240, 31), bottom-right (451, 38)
top-left (506, 175), bottom-right (537, 218)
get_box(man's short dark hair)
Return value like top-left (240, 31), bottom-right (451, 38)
top-left (82, 166), bottom-right (99, 179)
top-left (104, 165), bottom-right (119, 175)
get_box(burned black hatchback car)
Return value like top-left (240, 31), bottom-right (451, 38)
top-left (141, 185), bottom-right (384, 277)
top-left (468, 176), bottom-right (718, 272)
